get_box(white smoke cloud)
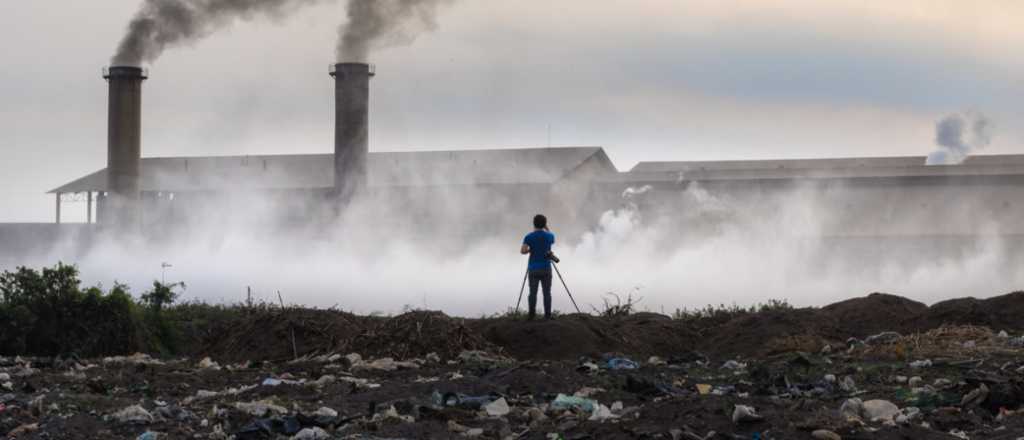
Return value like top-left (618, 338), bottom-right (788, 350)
top-left (2, 177), bottom-right (1021, 316)
top-left (925, 112), bottom-right (994, 165)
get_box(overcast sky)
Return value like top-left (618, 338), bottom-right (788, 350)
top-left (1, 0), bottom-right (1021, 222)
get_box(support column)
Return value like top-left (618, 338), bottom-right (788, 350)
top-left (87, 191), bottom-right (93, 224)
top-left (55, 192), bottom-right (62, 224)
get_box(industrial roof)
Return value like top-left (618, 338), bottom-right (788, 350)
top-left (50, 147), bottom-right (613, 193)
top-left (607, 154), bottom-right (1024, 183)
top-left (630, 154), bottom-right (1024, 173)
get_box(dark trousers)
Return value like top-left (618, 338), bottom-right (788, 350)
top-left (528, 269), bottom-right (553, 318)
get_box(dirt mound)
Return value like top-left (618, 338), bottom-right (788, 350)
top-left (821, 292), bottom-right (928, 336)
top-left (346, 310), bottom-right (496, 360)
top-left (189, 291), bottom-right (1024, 363)
top-left (920, 291), bottom-right (1024, 332)
top-left (474, 314), bottom-right (616, 360)
top-left (472, 313), bottom-right (700, 360)
top-left (699, 308), bottom-right (838, 357)
top-left (195, 308), bottom-right (364, 362)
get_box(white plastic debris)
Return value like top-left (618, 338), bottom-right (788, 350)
top-left (731, 405), bottom-right (763, 423)
top-left (198, 357), bottom-right (220, 370)
top-left (839, 398), bottom-right (864, 420)
top-left (721, 360), bottom-right (747, 370)
top-left (589, 404), bottom-right (618, 421)
top-left (235, 400), bottom-right (288, 417)
top-left (484, 398), bottom-right (510, 417)
top-left (840, 376), bottom-right (857, 392)
top-left (291, 427), bottom-right (331, 440)
top-left (909, 359), bottom-right (932, 369)
top-left (862, 399), bottom-right (900, 421)
top-left (114, 405), bottom-right (155, 424)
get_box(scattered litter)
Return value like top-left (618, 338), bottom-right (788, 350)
top-left (647, 356), bottom-right (666, 366)
top-left (721, 360), bottom-right (747, 370)
top-left (235, 400), bottom-right (288, 417)
top-left (484, 397), bottom-right (510, 417)
top-left (840, 375), bottom-right (857, 392)
top-left (862, 399), bottom-right (900, 421)
top-left (589, 403), bottom-right (618, 421)
top-left (606, 358), bottom-right (639, 370)
top-left (137, 432), bottom-right (158, 440)
top-left (811, 430), bottom-right (841, 440)
top-left (113, 405), bottom-right (155, 424)
top-left (552, 394), bottom-right (597, 413)
top-left (198, 357), bottom-right (221, 370)
top-left (292, 427), bottom-right (330, 440)
top-left (865, 331), bottom-right (902, 345)
top-left (731, 405), bottom-right (763, 423)
top-left (909, 359), bottom-right (933, 369)
top-left (696, 384), bottom-right (712, 395)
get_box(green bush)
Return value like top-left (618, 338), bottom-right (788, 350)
top-left (0, 263), bottom-right (157, 357)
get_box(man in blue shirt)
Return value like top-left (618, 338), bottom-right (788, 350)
top-left (520, 214), bottom-right (556, 320)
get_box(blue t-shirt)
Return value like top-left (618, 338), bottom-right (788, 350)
top-left (523, 230), bottom-right (555, 270)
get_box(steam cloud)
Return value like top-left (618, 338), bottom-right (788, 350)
top-left (112, 0), bottom-right (327, 66)
top-left (337, 0), bottom-right (450, 62)
top-left (925, 112), bottom-right (993, 165)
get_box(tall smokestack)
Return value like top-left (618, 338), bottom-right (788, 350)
top-left (103, 66), bottom-right (147, 228)
top-left (330, 62), bottom-right (373, 203)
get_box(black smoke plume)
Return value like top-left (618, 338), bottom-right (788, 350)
top-left (112, 0), bottom-right (327, 66)
top-left (337, 0), bottom-right (450, 62)
top-left (925, 112), bottom-right (993, 165)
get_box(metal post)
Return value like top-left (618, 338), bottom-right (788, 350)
top-left (86, 191), bottom-right (93, 224)
top-left (551, 262), bottom-right (582, 314)
top-left (514, 268), bottom-right (529, 315)
top-left (55, 192), bottom-right (61, 224)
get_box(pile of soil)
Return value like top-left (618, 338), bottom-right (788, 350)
top-left (918, 291), bottom-right (1024, 331)
top-left (190, 291), bottom-right (1024, 363)
top-left (345, 310), bottom-right (496, 360)
top-left (821, 292), bottom-right (929, 336)
top-left (194, 308), bottom-right (364, 362)
top-left (699, 308), bottom-right (839, 358)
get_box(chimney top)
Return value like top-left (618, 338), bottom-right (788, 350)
top-left (104, 66), bottom-right (149, 80)
top-left (329, 63), bottom-right (375, 77)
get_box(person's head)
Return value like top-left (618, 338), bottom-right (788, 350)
top-left (533, 214), bottom-right (547, 230)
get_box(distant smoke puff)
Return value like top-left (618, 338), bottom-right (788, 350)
top-left (337, 0), bottom-right (451, 62)
top-left (112, 0), bottom-right (327, 66)
top-left (925, 112), bottom-right (993, 165)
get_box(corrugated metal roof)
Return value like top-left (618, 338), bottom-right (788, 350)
top-left (630, 154), bottom-right (1024, 172)
top-left (50, 147), bottom-right (611, 193)
top-left (606, 154), bottom-right (1024, 183)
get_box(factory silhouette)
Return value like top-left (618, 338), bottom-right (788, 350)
top-left (3, 62), bottom-right (1023, 258)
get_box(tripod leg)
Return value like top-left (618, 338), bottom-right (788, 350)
top-left (514, 269), bottom-right (528, 315)
top-left (552, 262), bottom-right (582, 314)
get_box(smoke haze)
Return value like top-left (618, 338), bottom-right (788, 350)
top-left (3, 180), bottom-right (1021, 316)
top-left (337, 0), bottom-right (450, 62)
top-left (113, 0), bottom-right (328, 66)
top-left (926, 113), bottom-right (994, 165)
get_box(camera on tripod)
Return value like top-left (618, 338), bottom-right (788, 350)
top-left (545, 251), bottom-right (560, 263)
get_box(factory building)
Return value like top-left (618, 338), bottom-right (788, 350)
top-left (22, 61), bottom-right (1024, 248)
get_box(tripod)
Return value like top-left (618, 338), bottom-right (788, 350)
top-left (514, 262), bottom-right (582, 316)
